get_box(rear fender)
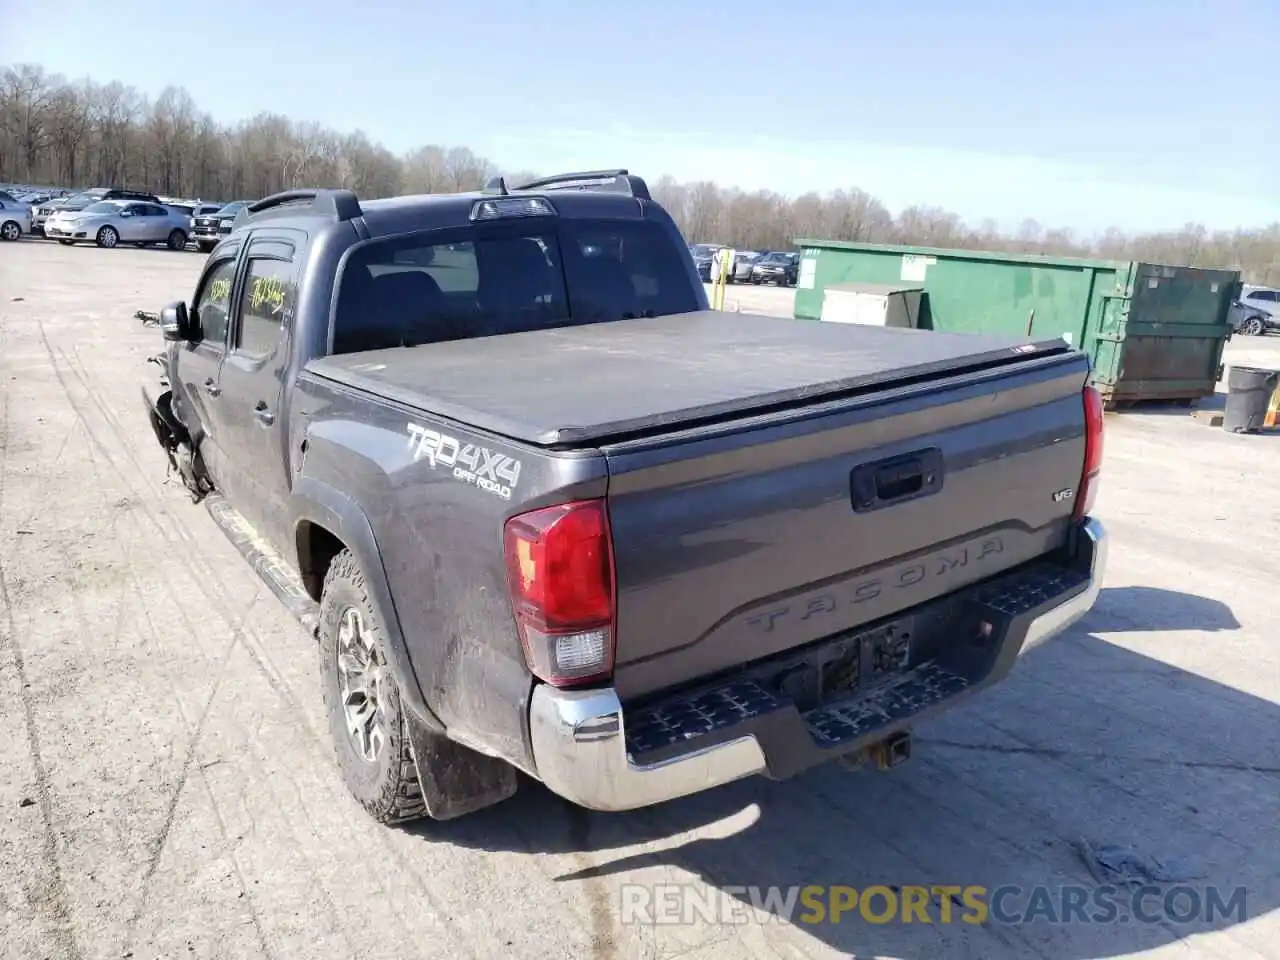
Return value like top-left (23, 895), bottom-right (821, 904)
top-left (291, 475), bottom-right (444, 733)
top-left (292, 477), bottom-right (519, 818)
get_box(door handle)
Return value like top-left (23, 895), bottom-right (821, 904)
top-left (253, 401), bottom-right (275, 426)
top-left (203, 378), bottom-right (220, 398)
top-left (850, 447), bottom-right (944, 513)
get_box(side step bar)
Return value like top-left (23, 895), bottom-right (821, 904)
top-left (205, 495), bottom-right (321, 636)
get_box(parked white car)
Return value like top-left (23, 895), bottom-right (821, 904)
top-left (45, 199), bottom-right (192, 250)
top-left (0, 191), bottom-right (33, 241)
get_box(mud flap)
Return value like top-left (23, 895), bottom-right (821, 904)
top-left (406, 714), bottom-right (519, 821)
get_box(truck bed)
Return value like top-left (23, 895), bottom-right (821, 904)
top-left (305, 311), bottom-right (1072, 446)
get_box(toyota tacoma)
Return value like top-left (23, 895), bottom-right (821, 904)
top-left (141, 170), bottom-right (1107, 825)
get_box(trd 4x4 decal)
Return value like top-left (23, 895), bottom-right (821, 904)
top-left (405, 423), bottom-right (522, 500)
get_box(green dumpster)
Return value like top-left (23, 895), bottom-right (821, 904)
top-left (793, 240), bottom-right (1242, 406)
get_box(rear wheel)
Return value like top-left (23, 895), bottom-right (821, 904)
top-left (319, 550), bottom-right (428, 824)
top-left (96, 226), bottom-right (118, 249)
top-left (0, 220), bottom-right (20, 242)
top-left (167, 229), bottom-right (188, 251)
top-left (1242, 316), bottom-right (1266, 336)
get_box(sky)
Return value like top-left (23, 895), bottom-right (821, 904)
top-left (3, 0), bottom-right (1278, 235)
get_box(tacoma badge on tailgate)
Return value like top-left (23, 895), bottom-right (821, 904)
top-left (745, 535), bottom-right (1005, 634)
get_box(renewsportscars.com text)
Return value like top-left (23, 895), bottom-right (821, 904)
top-left (620, 883), bottom-right (1248, 927)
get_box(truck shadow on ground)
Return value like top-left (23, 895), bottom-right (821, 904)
top-left (1087, 585), bottom-right (1239, 633)
top-left (411, 585), bottom-right (1277, 959)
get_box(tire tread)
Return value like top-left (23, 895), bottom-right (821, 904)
top-left (320, 550), bottom-right (428, 824)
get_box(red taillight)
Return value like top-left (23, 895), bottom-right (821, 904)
top-left (1073, 385), bottom-right (1105, 520)
top-left (503, 498), bottom-right (616, 687)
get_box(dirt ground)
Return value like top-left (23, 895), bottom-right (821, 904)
top-left (2, 239), bottom-right (1278, 960)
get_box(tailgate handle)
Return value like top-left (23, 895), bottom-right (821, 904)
top-left (851, 448), bottom-right (944, 513)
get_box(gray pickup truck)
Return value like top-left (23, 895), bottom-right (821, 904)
top-left (142, 171), bottom-right (1107, 825)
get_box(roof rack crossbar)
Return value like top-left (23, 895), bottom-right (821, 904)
top-left (512, 169), bottom-right (651, 202)
top-left (244, 188), bottom-right (363, 222)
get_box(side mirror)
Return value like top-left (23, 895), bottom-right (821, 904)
top-left (161, 301), bottom-right (193, 342)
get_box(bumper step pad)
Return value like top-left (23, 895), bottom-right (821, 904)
top-left (624, 560), bottom-right (1088, 761)
top-left (805, 661), bottom-right (967, 748)
top-left (626, 680), bottom-right (787, 757)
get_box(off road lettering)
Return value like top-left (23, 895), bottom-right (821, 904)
top-left (406, 423), bottom-right (521, 499)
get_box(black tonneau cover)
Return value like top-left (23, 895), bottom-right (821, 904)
top-left (305, 311), bottom-right (1072, 446)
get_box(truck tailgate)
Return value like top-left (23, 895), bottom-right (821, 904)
top-left (603, 350), bottom-right (1092, 701)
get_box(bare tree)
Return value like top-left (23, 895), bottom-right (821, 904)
top-left (2, 61), bottom-right (1278, 284)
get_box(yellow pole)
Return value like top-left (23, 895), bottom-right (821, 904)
top-left (1264, 381), bottom-right (1280, 429)
top-left (712, 248), bottom-right (731, 311)
top-left (711, 251), bottom-right (721, 310)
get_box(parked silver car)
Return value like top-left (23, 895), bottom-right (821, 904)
top-left (45, 200), bottom-right (192, 250)
top-left (0, 191), bottom-right (32, 241)
top-left (723, 250), bottom-right (762, 283)
top-left (1231, 285), bottom-right (1279, 336)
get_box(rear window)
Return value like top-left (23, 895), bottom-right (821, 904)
top-left (331, 219), bottom-right (699, 355)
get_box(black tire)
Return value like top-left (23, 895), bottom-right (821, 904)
top-left (0, 220), bottom-right (20, 242)
top-left (1242, 316), bottom-right (1266, 337)
top-left (196, 241), bottom-right (215, 254)
top-left (167, 229), bottom-right (188, 251)
top-left (96, 225), bottom-right (119, 249)
top-left (57, 239), bottom-right (75, 246)
top-left (319, 549), bottom-right (428, 824)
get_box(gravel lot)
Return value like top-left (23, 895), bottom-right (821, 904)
top-left (2, 239), bottom-right (1278, 960)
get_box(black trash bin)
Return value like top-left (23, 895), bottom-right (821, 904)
top-left (1224, 365), bottom-right (1280, 433)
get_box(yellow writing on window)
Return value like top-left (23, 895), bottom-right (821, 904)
top-left (208, 277), bottom-right (232, 304)
top-left (249, 274), bottom-right (288, 315)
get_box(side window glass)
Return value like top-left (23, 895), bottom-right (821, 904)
top-left (236, 257), bottom-right (295, 358)
top-left (193, 258), bottom-right (238, 346)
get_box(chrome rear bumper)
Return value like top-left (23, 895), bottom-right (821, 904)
top-left (529, 518), bottom-right (1107, 813)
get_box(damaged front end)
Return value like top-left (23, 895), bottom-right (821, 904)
top-left (142, 358), bottom-right (213, 503)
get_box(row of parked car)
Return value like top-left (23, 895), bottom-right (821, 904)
top-left (688, 243), bottom-right (801, 286)
top-left (0, 183), bottom-right (251, 252)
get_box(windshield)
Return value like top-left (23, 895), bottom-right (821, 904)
top-left (217, 202), bottom-right (247, 216)
top-left (331, 219), bottom-right (701, 354)
top-left (690, 244), bottom-right (721, 258)
top-left (80, 202), bottom-right (120, 215)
